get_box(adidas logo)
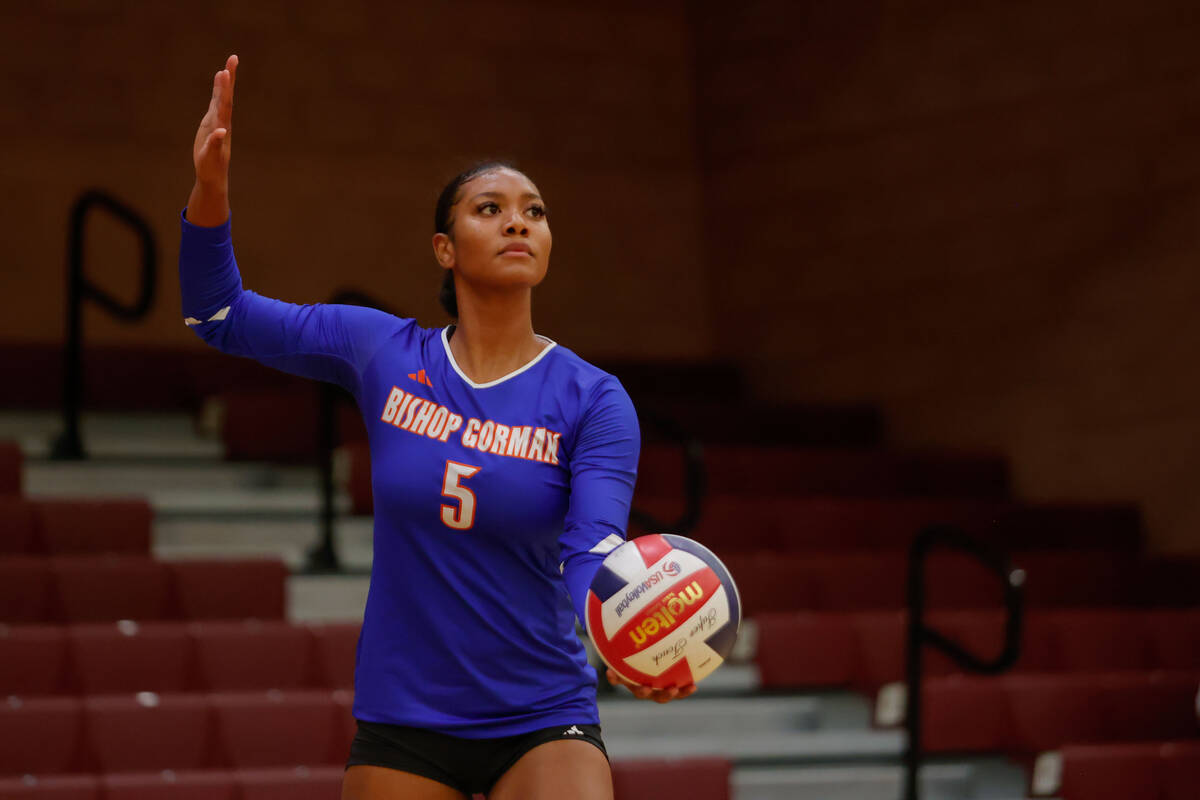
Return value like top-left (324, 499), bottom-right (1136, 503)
top-left (563, 725), bottom-right (584, 736)
top-left (408, 369), bottom-right (433, 388)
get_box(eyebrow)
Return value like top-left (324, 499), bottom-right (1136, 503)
top-left (469, 191), bottom-right (543, 202)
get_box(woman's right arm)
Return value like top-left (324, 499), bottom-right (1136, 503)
top-left (180, 56), bottom-right (409, 399)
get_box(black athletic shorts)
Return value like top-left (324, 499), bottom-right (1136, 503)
top-left (346, 719), bottom-right (609, 796)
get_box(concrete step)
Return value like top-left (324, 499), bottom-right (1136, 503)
top-left (732, 763), bottom-right (972, 800)
top-left (5, 411), bottom-right (222, 460)
top-left (154, 517), bottom-right (374, 571)
top-left (25, 460), bottom-right (318, 493)
top-left (604, 727), bottom-right (905, 763)
top-left (598, 696), bottom-right (819, 737)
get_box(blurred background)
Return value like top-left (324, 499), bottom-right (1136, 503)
top-left (2, 1), bottom-right (1199, 799)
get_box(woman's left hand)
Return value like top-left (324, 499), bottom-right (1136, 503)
top-left (606, 668), bottom-right (697, 703)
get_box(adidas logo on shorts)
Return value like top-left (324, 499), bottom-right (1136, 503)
top-left (563, 725), bottom-right (584, 736)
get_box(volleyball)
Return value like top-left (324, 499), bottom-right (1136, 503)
top-left (586, 533), bottom-right (741, 689)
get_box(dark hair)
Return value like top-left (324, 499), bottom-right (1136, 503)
top-left (434, 159), bottom-right (521, 318)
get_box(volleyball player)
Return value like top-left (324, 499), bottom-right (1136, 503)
top-left (181, 55), bottom-right (697, 800)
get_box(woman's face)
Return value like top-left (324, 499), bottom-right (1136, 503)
top-left (434, 168), bottom-right (551, 294)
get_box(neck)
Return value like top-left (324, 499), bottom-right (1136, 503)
top-left (448, 289), bottom-right (545, 384)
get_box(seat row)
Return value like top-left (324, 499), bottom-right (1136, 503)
top-left (338, 440), bottom-right (1014, 514)
top-left (906, 670), bottom-right (1200, 755)
top-left (721, 550), bottom-right (1200, 615)
top-left (0, 620), bottom-right (358, 697)
top-left (756, 608), bottom-right (1200, 692)
top-left (0, 557), bottom-right (287, 624)
top-left (0, 497), bottom-right (152, 556)
top-left (1, 689), bottom-right (355, 777)
top-left (1049, 740), bottom-right (1200, 800)
top-left (630, 494), bottom-right (1141, 555)
top-left (0, 756), bottom-right (732, 800)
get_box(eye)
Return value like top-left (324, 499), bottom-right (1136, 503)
top-left (478, 202), bottom-right (499, 215)
top-left (528, 204), bottom-right (547, 218)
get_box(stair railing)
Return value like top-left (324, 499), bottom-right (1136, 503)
top-left (902, 524), bottom-right (1025, 800)
top-left (52, 191), bottom-right (158, 460)
top-left (627, 408), bottom-right (707, 535)
top-left (306, 289), bottom-right (397, 573)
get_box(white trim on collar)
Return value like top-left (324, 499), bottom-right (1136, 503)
top-left (441, 326), bottom-right (557, 389)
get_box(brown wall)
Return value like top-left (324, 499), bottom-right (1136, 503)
top-left (4, 2), bottom-right (1200, 552)
top-left (0, 0), bottom-right (709, 359)
top-left (692, 0), bottom-right (1200, 551)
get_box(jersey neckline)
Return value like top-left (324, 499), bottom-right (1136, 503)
top-left (440, 326), bottom-right (558, 389)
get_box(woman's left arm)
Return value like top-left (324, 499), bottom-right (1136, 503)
top-left (558, 376), bottom-right (696, 704)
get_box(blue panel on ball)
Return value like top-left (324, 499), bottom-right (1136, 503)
top-left (589, 564), bottom-right (628, 603)
top-left (704, 619), bottom-right (739, 661)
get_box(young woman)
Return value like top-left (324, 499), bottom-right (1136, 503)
top-left (182, 55), bottom-right (696, 800)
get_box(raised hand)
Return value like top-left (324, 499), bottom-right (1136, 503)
top-left (186, 55), bottom-right (237, 226)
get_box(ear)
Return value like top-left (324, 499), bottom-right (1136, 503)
top-left (432, 232), bottom-right (455, 269)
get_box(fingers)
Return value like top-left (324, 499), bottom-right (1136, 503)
top-left (605, 668), bottom-right (695, 703)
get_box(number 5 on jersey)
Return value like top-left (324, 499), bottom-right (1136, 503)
top-left (441, 460), bottom-right (481, 530)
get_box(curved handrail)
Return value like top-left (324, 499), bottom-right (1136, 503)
top-left (52, 190), bottom-right (157, 460)
top-left (902, 524), bottom-right (1025, 800)
top-left (628, 407), bottom-right (707, 535)
top-left (307, 289), bottom-right (398, 573)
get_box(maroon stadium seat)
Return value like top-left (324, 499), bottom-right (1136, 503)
top-left (0, 498), bottom-right (37, 555)
top-left (0, 625), bottom-right (70, 696)
top-left (1059, 742), bottom-right (1162, 800)
top-left (308, 623), bottom-right (360, 689)
top-left (811, 554), bottom-right (907, 612)
top-left (68, 622), bottom-right (195, 694)
top-left (84, 693), bottom-right (214, 773)
top-left (101, 770), bottom-right (237, 800)
top-left (51, 557), bottom-right (171, 622)
top-left (1145, 609), bottom-right (1200, 669)
top-left (0, 558), bottom-right (55, 623)
top-left (754, 612), bottom-right (857, 689)
top-left (718, 553), bottom-right (820, 615)
top-left (212, 690), bottom-right (341, 768)
top-left (919, 676), bottom-right (1012, 753)
top-left (192, 620), bottom-right (315, 691)
top-left (167, 559), bottom-right (287, 620)
top-left (330, 689), bottom-right (356, 764)
top-left (1161, 740), bottom-right (1200, 800)
top-left (611, 757), bottom-right (732, 800)
top-left (32, 499), bottom-right (152, 556)
top-left (0, 775), bottom-right (99, 799)
top-left (1102, 671), bottom-right (1200, 742)
top-left (1049, 610), bottom-right (1152, 671)
top-left (0, 441), bottom-right (21, 496)
top-left (1008, 672), bottom-right (1200, 754)
top-left (235, 766), bottom-right (345, 800)
top-left (0, 696), bottom-right (85, 776)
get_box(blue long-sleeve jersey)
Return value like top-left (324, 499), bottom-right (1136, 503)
top-left (178, 210), bottom-right (639, 736)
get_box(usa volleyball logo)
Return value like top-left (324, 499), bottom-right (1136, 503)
top-left (586, 534), bottom-right (741, 689)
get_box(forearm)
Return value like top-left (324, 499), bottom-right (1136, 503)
top-left (185, 180), bottom-right (229, 227)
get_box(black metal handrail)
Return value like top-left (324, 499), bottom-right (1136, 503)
top-left (628, 407), bottom-right (707, 535)
top-left (306, 289), bottom-right (400, 574)
top-left (903, 524), bottom-right (1025, 800)
top-left (52, 190), bottom-right (158, 460)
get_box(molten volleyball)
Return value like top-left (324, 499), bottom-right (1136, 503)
top-left (586, 533), bottom-right (741, 689)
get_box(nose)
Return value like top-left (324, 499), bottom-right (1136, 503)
top-left (503, 208), bottom-right (528, 235)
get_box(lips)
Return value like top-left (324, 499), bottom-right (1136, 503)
top-left (500, 244), bottom-right (532, 256)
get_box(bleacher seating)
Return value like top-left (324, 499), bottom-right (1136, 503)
top-left (0, 556), bottom-right (288, 624)
top-left (919, 671), bottom-right (1200, 754)
top-left (757, 608), bottom-right (1200, 691)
